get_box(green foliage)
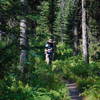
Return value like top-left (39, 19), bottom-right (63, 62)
top-left (54, 0), bottom-right (76, 42)
top-left (0, 36), bottom-right (71, 100)
top-left (0, 61), bottom-right (70, 100)
top-left (0, 0), bottom-right (100, 99)
top-left (52, 43), bottom-right (100, 96)
top-left (0, 41), bottom-right (7, 48)
top-left (82, 80), bottom-right (100, 100)
top-left (36, 1), bottom-right (50, 35)
top-left (26, 14), bottom-right (40, 21)
top-left (56, 42), bottom-right (73, 60)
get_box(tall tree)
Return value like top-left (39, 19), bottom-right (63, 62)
top-left (73, 20), bottom-right (78, 55)
top-left (73, 0), bottom-right (79, 56)
top-left (20, 0), bottom-right (28, 73)
top-left (82, 0), bottom-right (89, 63)
top-left (60, 0), bottom-right (65, 43)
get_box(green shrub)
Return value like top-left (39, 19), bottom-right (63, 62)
top-left (82, 80), bottom-right (100, 100)
top-left (0, 75), bottom-right (70, 100)
top-left (56, 42), bottom-right (73, 59)
top-left (52, 52), bottom-right (100, 97)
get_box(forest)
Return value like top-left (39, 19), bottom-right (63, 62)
top-left (0, 0), bottom-right (100, 100)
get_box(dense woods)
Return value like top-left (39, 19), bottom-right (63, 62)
top-left (0, 0), bottom-right (100, 100)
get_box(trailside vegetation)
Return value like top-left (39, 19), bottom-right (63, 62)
top-left (0, 0), bottom-right (100, 100)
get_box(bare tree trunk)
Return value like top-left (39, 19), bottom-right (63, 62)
top-left (73, 22), bottom-right (78, 55)
top-left (19, 0), bottom-right (28, 72)
top-left (82, 0), bottom-right (89, 63)
top-left (73, 0), bottom-right (79, 55)
top-left (60, 0), bottom-right (65, 43)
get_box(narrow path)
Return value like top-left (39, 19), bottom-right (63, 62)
top-left (63, 78), bottom-right (83, 100)
top-left (67, 80), bottom-right (82, 100)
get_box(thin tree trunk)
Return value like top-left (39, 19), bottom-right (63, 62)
top-left (19, 0), bottom-right (28, 72)
top-left (61, 0), bottom-right (65, 43)
top-left (82, 0), bottom-right (89, 63)
top-left (73, 0), bottom-right (79, 55)
top-left (73, 22), bottom-right (78, 55)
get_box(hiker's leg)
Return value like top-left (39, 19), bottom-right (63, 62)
top-left (46, 54), bottom-right (50, 64)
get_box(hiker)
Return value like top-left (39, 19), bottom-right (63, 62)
top-left (45, 39), bottom-right (55, 64)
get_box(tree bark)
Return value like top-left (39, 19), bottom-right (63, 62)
top-left (73, 22), bottom-right (78, 56)
top-left (60, 0), bottom-right (65, 43)
top-left (19, 0), bottom-right (28, 72)
top-left (82, 0), bottom-right (89, 63)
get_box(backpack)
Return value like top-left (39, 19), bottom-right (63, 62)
top-left (45, 42), bottom-right (53, 54)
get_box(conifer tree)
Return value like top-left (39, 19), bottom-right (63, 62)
top-left (82, 0), bottom-right (89, 63)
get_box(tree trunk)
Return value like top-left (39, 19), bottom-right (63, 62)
top-left (73, 22), bottom-right (78, 55)
top-left (19, 0), bottom-right (28, 73)
top-left (61, 0), bottom-right (65, 43)
top-left (82, 0), bottom-right (89, 63)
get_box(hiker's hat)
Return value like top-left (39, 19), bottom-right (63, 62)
top-left (48, 39), bottom-right (53, 43)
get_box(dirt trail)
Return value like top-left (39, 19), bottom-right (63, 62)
top-left (67, 80), bottom-right (83, 100)
top-left (63, 78), bottom-right (83, 100)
